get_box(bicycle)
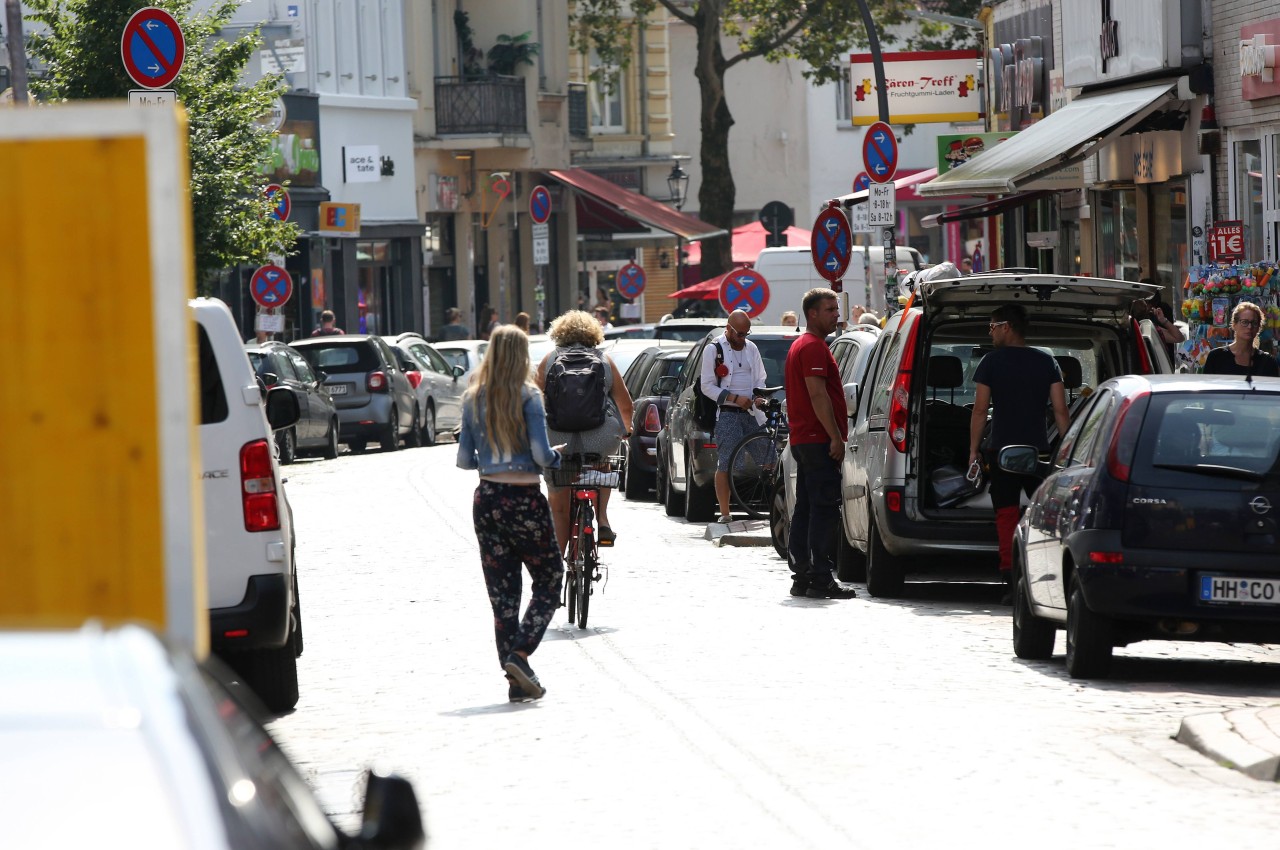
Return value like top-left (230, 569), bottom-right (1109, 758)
top-left (727, 386), bottom-right (788, 520)
top-left (550, 453), bottom-right (619, 629)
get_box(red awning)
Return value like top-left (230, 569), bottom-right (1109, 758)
top-left (669, 271), bottom-right (739, 300)
top-left (920, 191), bottom-right (1049, 228)
top-left (838, 167), bottom-right (941, 206)
top-left (548, 168), bottom-right (727, 242)
top-left (683, 220), bottom-right (811, 267)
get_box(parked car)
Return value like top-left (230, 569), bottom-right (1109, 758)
top-left (245, 340), bottom-right (340, 463)
top-left (653, 317), bottom-right (727, 342)
top-left (194, 297), bottom-right (303, 712)
top-left (837, 273), bottom-right (1175, 599)
top-left (619, 342), bottom-right (694, 499)
top-left (528, 333), bottom-right (556, 366)
top-left (434, 338), bottom-right (488, 384)
top-left (1003, 374), bottom-right (1280, 678)
top-left (384, 333), bottom-right (467, 443)
top-left (656, 327), bottom-right (800, 521)
top-left (598, 337), bottom-right (682, 381)
top-left (0, 623), bottom-right (425, 849)
top-left (291, 335), bottom-right (417, 453)
top-left (603, 322), bottom-right (657, 340)
top-left (770, 325), bottom-right (882, 565)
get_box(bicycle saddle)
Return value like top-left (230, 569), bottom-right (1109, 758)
top-left (753, 386), bottom-right (784, 396)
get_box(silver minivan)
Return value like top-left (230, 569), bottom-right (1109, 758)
top-left (838, 273), bottom-right (1174, 597)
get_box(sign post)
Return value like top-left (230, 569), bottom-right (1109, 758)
top-left (529, 186), bottom-right (552, 331)
top-left (616, 261), bottom-right (647, 302)
top-left (812, 206), bottom-right (853, 291)
top-left (250, 264), bottom-right (294, 309)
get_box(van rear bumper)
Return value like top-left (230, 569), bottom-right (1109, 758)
top-left (210, 574), bottom-right (290, 651)
top-left (878, 505), bottom-right (998, 558)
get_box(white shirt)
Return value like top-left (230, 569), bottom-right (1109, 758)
top-left (700, 333), bottom-right (767, 424)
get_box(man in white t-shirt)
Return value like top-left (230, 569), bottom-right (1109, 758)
top-left (700, 310), bottom-right (768, 523)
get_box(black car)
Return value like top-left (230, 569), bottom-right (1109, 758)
top-left (620, 343), bottom-right (693, 500)
top-left (656, 327), bottom-right (799, 521)
top-left (245, 341), bottom-right (340, 463)
top-left (1005, 374), bottom-right (1280, 679)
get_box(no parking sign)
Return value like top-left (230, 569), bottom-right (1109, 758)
top-left (719, 269), bottom-right (770, 318)
top-left (616, 262), bottom-right (646, 300)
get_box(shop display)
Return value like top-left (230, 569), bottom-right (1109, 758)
top-left (1179, 261), bottom-right (1279, 370)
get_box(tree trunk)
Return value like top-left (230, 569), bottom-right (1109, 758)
top-left (692, 4), bottom-right (734, 282)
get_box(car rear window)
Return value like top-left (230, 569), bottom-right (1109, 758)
top-left (297, 342), bottom-right (379, 373)
top-left (1132, 392), bottom-right (1280, 486)
top-left (197, 325), bottom-right (228, 425)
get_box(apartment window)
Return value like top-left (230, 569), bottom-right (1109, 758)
top-left (834, 67), bottom-right (852, 123)
top-left (588, 49), bottom-right (624, 133)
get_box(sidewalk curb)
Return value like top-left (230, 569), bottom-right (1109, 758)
top-left (704, 520), bottom-right (771, 548)
top-left (1176, 707), bottom-right (1280, 781)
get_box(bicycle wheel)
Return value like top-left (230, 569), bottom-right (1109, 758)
top-left (576, 536), bottom-right (593, 629)
top-left (566, 562), bottom-right (579, 624)
top-left (728, 431), bottom-right (781, 519)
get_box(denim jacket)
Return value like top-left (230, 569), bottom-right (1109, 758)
top-left (456, 385), bottom-right (562, 475)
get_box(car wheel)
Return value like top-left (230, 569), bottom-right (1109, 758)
top-left (660, 449), bottom-right (681, 518)
top-left (624, 446), bottom-right (652, 500)
top-left (276, 427), bottom-right (296, 465)
top-left (836, 515), bottom-right (867, 583)
top-left (380, 407), bottom-right (400, 452)
top-left (229, 640), bottom-right (299, 713)
top-left (348, 440), bottom-right (367, 454)
top-left (865, 516), bottom-right (905, 598)
top-left (323, 419), bottom-right (339, 460)
top-left (403, 405), bottom-right (423, 449)
top-left (421, 405), bottom-right (437, 447)
top-left (291, 565), bottom-right (303, 658)
top-left (1012, 557), bottom-right (1055, 660)
top-left (683, 450), bottom-right (715, 522)
top-left (769, 474), bottom-right (790, 561)
top-left (1065, 573), bottom-right (1112, 678)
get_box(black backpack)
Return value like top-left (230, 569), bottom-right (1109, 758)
top-left (545, 346), bottom-right (609, 432)
top-left (693, 341), bottom-right (725, 430)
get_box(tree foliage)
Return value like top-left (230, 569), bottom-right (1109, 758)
top-left (571, 0), bottom-right (980, 279)
top-left (26, 0), bottom-right (299, 290)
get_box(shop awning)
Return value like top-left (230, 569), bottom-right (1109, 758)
top-left (920, 191), bottom-right (1050, 228)
top-left (669, 275), bottom-right (725, 300)
top-left (838, 168), bottom-right (939, 207)
top-left (916, 80), bottom-right (1182, 197)
top-left (548, 168), bottom-right (727, 242)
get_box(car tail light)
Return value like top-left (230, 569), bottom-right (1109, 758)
top-left (405, 370), bottom-right (423, 389)
top-left (367, 370), bottom-right (389, 392)
top-left (1089, 551), bottom-right (1124, 564)
top-left (886, 488), bottom-right (902, 512)
top-left (643, 405), bottom-right (662, 433)
top-left (888, 315), bottom-right (920, 454)
top-left (1105, 391), bottom-right (1149, 483)
top-left (240, 439), bottom-right (280, 532)
top-left (1130, 318), bottom-right (1153, 375)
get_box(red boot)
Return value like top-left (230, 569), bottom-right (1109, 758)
top-left (995, 506), bottom-right (1021, 573)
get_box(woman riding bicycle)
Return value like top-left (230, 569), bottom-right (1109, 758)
top-left (536, 310), bottom-right (633, 553)
top-left (457, 326), bottom-right (563, 702)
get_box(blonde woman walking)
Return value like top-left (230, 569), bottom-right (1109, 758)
top-left (457, 326), bottom-right (563, 701)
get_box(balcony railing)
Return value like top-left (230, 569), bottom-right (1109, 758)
top-left (435, 75), bottom-right (526, 135)
top-left (568, 83), bottom-right (589, 139)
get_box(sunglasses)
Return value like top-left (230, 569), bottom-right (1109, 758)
top-left (988, 321), bottom-right (1008, 329)
top-left (728, 326), bottom-right (751, 337)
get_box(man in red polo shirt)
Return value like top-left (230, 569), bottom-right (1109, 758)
top-left (784, 288), bottom-right (857, 599)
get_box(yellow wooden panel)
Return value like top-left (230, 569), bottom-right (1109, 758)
top-left (0, 135), bottom-right (166, 626)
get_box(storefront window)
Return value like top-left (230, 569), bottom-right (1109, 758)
top-left (1095, 188), bottom-right (1139, 280)
top-left (1235, 139), bottom-right (1264, 260)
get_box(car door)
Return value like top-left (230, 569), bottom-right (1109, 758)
top-left (374, 338), bottom-right (416, 432)
top-left (420, 343), bottom-right (464, 429)
top-left (287, 349), bottom-right (330, 444)
top-left (844, 324), bottom-right (903, 546)
top-left (267, 351), bottom-right (314, 441)
top-left (669, 338), bottom-right (709, 487)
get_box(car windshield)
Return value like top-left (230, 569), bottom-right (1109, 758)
top-left (1139, 393), bottom-right (1280, 481)
top-left (438, 349), bottom-right (469, 371)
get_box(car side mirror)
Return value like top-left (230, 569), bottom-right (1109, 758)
top-left (358, 768), bottom-right (426, 850)
top-left (452, 364), bottom-right (465, 379)
top-left (265, 385), bottom-right (301, 432)
top-left (843, 381), bottom-right (859, 414)
top-left (317, 370), bottom-right (328, 383)
top-left (261, 372), bottom-right (279, 387)
top-left (655, 375), bottom-right (679, 395)
top-left (997, 445), bottom-right (1041, 476)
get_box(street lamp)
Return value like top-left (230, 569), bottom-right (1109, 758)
top-left (667, 162), bottom-right (690, 211)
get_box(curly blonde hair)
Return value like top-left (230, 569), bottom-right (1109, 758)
top-left (548, 310), bottom-right (603, 347)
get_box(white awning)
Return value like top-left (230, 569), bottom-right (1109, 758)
top-left (916, 80), bottom-right (1182, 197)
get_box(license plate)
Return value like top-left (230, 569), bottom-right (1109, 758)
top-left (1199, 575), bottom-right (1280, 605)
top-left (325, 384), bottom-right (349, 396)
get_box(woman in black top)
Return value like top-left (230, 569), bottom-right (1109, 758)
top-left (1202, 302), bottom-right (1280, 377)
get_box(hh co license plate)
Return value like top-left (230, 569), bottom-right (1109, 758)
top-left (1200, 575), bottom-right (1280, 605)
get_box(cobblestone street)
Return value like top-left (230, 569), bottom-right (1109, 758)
top-left (270, 444), bottom-right (1280, 849)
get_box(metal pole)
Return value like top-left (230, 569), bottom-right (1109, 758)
top-left (5, 0), bottom-right (29, 106)
top-left (853, 0), bottom-right (889, 124)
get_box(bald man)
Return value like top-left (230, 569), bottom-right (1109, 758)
top-left (699, 310), bottom-right (768, 523)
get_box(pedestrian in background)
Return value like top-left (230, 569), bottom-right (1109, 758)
top-left (960, 258), bottom-right (973, 275)
top-left (968, 304), bottom-right (1069, 604)
top-left (594, 305), bottom-right (614, 332)
top-left (1203, 302), bottom-right (1279, 377)
top-left (480, 306), bottom-right (499, 340)
top-left (457, 326), bottom-right (564, 702)
top-left (780, 311), bottom-right (798, 327)
top-left (311, 310), bottom-right (344, 336)
top-left (440, 307), bottom-right (469, 341)
top-left (514, 311), bottom-right (531, 334)
top-left (700, 310), bottom-right (768, 524)
top-left (784, 288), bottom-right (857, 599)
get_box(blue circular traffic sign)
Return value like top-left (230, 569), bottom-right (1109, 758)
top-left (811, 208), bottom-right (852, 283)
top-left (121, 7), bottom-right (185, 90)
top-left (616, 262), bottom-right (646, 300)
top-left (250, 264), bottom-right (293, 308)
top-left (266, 184), bottom-right (291, 222)
top-left (719, 269), bottom-right (770, 319)
top-left (853, 171), bottom-right (871, 193)
top-left (529, 185), bottom-right (552, 224)
top-left (862, 121), bottom-right (899, 184)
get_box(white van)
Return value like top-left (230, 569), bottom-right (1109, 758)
top-left (752, 245), bottom-right (924, 324)
top-left (193, 297), bottom-right (303, 712)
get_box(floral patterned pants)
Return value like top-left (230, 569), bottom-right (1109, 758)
top-left (472, 480), bottom-right (564, 665)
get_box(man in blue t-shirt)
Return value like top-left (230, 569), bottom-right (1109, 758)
top-left (968, 304), bottom-right (1070, 602)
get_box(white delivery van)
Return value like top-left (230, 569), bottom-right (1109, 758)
top-left (752, 245), bottom-right (924, 324)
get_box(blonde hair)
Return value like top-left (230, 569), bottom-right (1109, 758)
top-left (549, 310), bottom-right (604, 347)
top-left (1232, 302), bottom-right (1265, 349)
top-left (463, 326), bottom-right (537, 457)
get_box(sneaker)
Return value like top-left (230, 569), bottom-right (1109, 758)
top-left (508, 679), bottom-right (528, 703)
top-left (503, 653), bottom-right (546, 699)
top-left (806, 581), bottom-right (858, 600)
top-left (716, 514), bottom-right (732, 524)
top-left (789, 579), bottom-right (810, 597)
